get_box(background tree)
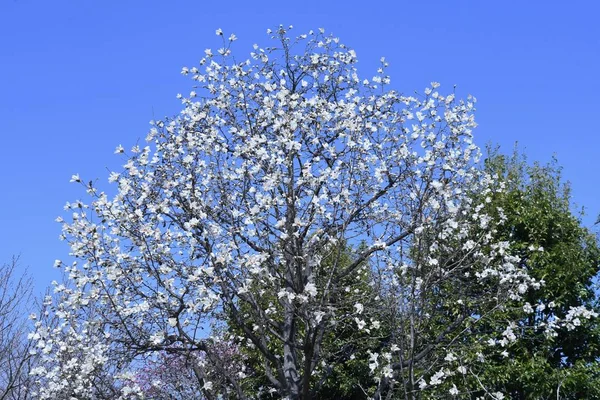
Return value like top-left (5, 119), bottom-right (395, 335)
top-left (467, 149), bottom-right (600, 398)
top-left (0, 257), bottom-right (36, 400)
top-left (30, 27), bottom-right (586, 400)
top-left (415, 148), bottom-right (600, 399)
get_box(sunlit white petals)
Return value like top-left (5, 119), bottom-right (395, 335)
top-left (304, 282), bottom-right (317, 297)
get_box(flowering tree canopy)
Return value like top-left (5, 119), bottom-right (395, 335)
top-left (29, 27), bottom-right (595, 399)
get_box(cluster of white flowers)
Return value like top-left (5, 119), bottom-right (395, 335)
top-left (563, 305), bottom-right (598, 330)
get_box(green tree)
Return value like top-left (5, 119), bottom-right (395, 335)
top-left (446, 148), bottom-right (600, 399)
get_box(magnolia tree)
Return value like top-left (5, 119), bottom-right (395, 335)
top-left (30, 27), bottom-right (594, 399)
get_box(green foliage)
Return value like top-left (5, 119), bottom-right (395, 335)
top-left (467, 147), bottom-right (600, 398)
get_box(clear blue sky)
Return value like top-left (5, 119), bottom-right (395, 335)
top-left (1, 0), bottom-right (599, 293)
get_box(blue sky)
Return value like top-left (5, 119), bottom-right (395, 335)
top-left (1, 0), bottom-right (599, 293)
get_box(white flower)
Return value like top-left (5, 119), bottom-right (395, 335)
top-left (449, 385), bottom-right (459, 395)
top-left (429, 370), bottom-right (445, 385)
top-left (355, 318), bottom-right (366, 330)
top-left (108, 172), bottom-right (120, 183)
top-left (368, 352), bottom-right (379, 373)
top-left (382, 365), bottom-right (393, 378)
top-left (215, 28), bottom-right (223, 36)
top-left (314, 311), bottom-right (325, 324)
top-left (150, 332), bottom-right (164, 345)
top-left (444, 352), bottom-right (457, 362)
top-left (304, 282), bottom-right (317, 297)
top-left (70, 174), bottom-right (81, 183)
top-left (354, 303), bottom-right (364, 314)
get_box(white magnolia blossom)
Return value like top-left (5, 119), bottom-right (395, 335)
top-left (449, 384), bottom-right (459, 395)
top-left (28, 26), bottom-right (591, 400)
